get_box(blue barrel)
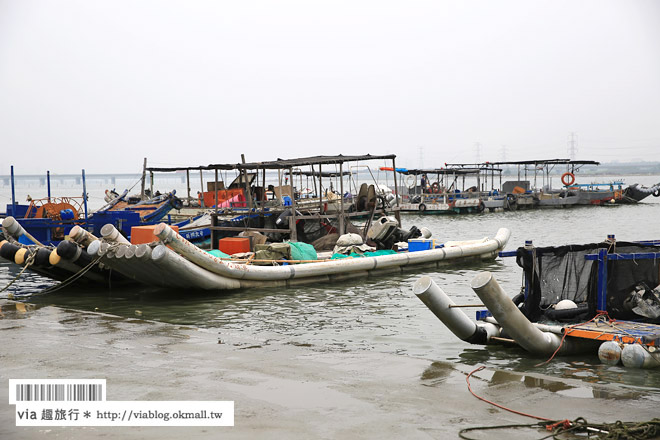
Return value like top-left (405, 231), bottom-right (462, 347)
top-left (60, 209), bottom-right (75, 220)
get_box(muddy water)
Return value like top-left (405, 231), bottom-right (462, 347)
top-left (2, 175), bottom-right (660, 398)
top-left (0, 177), bottom-right (660, 424)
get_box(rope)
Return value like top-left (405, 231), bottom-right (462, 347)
top-left (465, 366), bottom-right (553, 421)
top-left (534, 311), bottom-right (611, 367)
top-left (464, 365), bottom-right (660, 439)
top-left (459, 417), bottom-right (660, 440)
top-left (0, 252), bottom-right (36, 294)
top-left (37, 254), bottom-right (105, 294)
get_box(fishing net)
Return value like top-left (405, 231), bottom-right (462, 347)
top-left (515, 241), bottom-right (660, 322)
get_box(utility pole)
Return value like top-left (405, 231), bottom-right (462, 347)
top-left (568, 132), bottom-right (578, 160)
top-left (500, 145), bottom-right (507, 162)
top-left (474, 142), bottom-right (482, 163)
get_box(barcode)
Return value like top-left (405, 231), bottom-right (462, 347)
top-left (9, 380), bottom-right (106, 404)
top-left (15, 384), bottom-right (103, 401)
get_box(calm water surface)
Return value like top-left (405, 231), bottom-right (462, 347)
top-left (2, 175), bottom-right (660, 394)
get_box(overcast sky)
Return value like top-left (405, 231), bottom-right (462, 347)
top-left (1, 0), bottom-right (659, 174)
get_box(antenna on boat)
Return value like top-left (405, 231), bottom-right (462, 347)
top-left (140, 157), bottom-right (147, 200)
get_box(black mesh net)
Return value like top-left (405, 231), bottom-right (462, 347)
top-left (516, 241), bottom-right (660, 322)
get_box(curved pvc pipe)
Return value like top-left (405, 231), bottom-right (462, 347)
top-left (470, 271), bottom-right (591, 356)
top-left (2, 216), bottom-right (44, 246)
top-left (155, 223), bottom-right (511, 283)
top-left (151, 245), bottom-right (242, 290)
top-left (100, 224), bottom-right (130, 245)
top-left (413, 276), bottom-right (499, 344)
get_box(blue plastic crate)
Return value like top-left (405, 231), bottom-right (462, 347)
top-left (408, 239), bottom-right (434, 252)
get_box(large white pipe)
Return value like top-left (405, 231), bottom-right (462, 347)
top-left (413, 276), bottom-right (499, 344)
top-left (2, 216), bottom-right (44, 246)
top-left (155, 223), bottom-right (512, 282)
top-left (151, 245), bottom-right (242, 290)
top-left (100, 224), bottom-right (131, 245)
top-left (69, 225), bottom-right (98, 248)
top-left (105, 245), bottom-right (168, 286)
top-left (470, 271), bottom-right (592, 356)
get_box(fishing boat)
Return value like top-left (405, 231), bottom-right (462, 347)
top-left (2, 166), bottom-right (183, 246)
top-left (83, 223), bottom-right (510, 290)
top-left (414, 236), bottom-right (660, 369)
top-left (445, 159), bottom-right (658, 209)
top-left (395, 168), bottom-right (485, 214)
top-left (0, 222), bottom-right (128, 286)
top-left (621, 182), bottom-right (660, 204)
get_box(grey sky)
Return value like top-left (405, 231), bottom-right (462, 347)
top-left (1, 0), bottom-right (659, 174)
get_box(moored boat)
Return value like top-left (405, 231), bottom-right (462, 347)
top-left (86, 223), bottom-right (511, 291)
top-left (414, 236), bottom-right (660, 368)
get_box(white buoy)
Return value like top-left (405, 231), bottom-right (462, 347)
top-left (555, 299), bottom-right (578, 310)
top-left (621, 344), bottom-right (660, 369)
top-left (598, 341), bottom-right (622, 366)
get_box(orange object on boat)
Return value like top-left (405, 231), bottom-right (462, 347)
top-left (218, 237), bottom-right (251, 255)
top-left (131, 225), bottom-right (179, 244)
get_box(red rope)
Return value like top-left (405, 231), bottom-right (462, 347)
top-left (466, 366), bottom-right (554, 422)
top-left (534, 311), bottom-right (612, 367)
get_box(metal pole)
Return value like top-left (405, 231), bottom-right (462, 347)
top-left (199, 170), bottom-right (205, 208)
top-left (82, 169), bottom-right (89, 221)
top-left (140, 157), bottom-right (147, 200)
top-left (186, 169), bottom-right (191, 206)
top-left (149, 171), bottom-right (154, 198)
top-left (214, 168), bottom-right (219, 215)
top-left (318, 163), bottom-right (323, 213)
top-left (10, 165), bottom-right (16, 215)
top-left (240, 154), bottom-right (254, 211)
top-left (597, 247), bottom-right (608, 313)
top-left (47, 170), bottom-right (51, 201)
top-left (289, 166), bottom-right (297, 241)
top-left (392, 157), bottom-right (401, 226)
top-left (339, 162), bottom-right (345, 235)
top-left (262, 167), bottom-right (266, 213)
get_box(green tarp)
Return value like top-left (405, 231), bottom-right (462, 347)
top-left (206, 249), bottom-right (231, 258)
top-left (288, 241), bottom-right (317, 261)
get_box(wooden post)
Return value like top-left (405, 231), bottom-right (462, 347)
top-left (318, 163), bottom-right (323, 213)
top-left (140, 157), bottom-right (147, 200)
top-left (149, 171), bottom-right (154, 198)
top-left (289, 166), bottom-right (297, 241)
